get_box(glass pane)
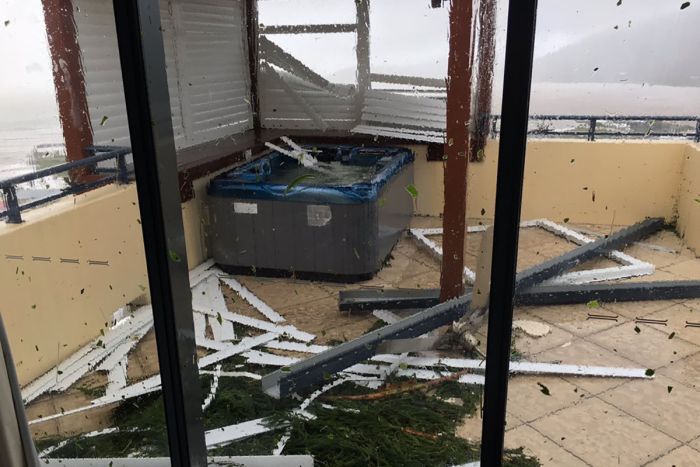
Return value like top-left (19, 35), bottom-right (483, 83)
top-left (0, 0), bottom-right (175, 461)
top-left (501, 1), bottom-right (700, 466)
top-left (6, 0), bottom-right (696, 464)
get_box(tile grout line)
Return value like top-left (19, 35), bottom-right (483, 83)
top-left (596, 392), bottom-right (689, 445)
top-left (639, 441), bottom-right (700, 466)
top-left (576, 321), bottom-right (700, 381)
top-left (519, 420), bottom-right (595, 467)
top-left (652, 347), bottom-right (700, 392)
top-left (594, 395), bottom-right (687, 465)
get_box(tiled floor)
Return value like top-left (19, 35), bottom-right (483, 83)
top-left (27, 217), bottom-right (700, 465)
top-left (224, 218), bottom-right (700, 466)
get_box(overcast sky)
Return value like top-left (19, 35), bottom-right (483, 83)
top-left (0, 0), bottom-right (697, 124)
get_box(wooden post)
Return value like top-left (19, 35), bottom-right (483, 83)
top-left (471, 0), bottom-right (497, 162)
top-left (41, 0), bottom-right (94, 183)
top-left (245, 0), bottom-right (261, 140)
top-left (440, 0), bottom-right (474, 301)
top-left (355, 0), bottom-right (371, 121)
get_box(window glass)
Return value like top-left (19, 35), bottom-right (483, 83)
top-left (3, 0), bottom-right (698, 465)
top-left (502, 2), bottom-right (700, 466)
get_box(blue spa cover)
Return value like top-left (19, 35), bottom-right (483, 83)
top-left (208, 145), bottom-right (415, 204)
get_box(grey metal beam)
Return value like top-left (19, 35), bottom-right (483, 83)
top-left (513, 218), bottom-right (663, 292)
top-left (516, 281), bottom-right (700, 306)
top-left (340, 281), bottom-right (700, 311)
top-left (262, 217), bottom-right (664, 398)
top-left (339, 287), bottom-right (442, 311)
top-left (262, 292), bottom-right (473, 398)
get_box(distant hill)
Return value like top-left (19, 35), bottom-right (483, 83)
top-left (533, 8), bottom-right (700, 87)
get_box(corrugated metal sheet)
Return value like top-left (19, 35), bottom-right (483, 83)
top-left (74, 0), bottom-right (252, 150)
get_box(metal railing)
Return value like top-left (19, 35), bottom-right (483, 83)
top-left (0, 146), bottom-right (132, 224)
top-left (492, 115), bottom-right (700, 142)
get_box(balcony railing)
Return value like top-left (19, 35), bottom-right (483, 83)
top-left (0, 146), bottom-right (132, 224)
top-left (492, 115), bottom-right (700, 141)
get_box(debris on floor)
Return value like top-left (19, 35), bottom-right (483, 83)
top-left (512, 320), bottom-right (551, 338)
top-left (23, 218), bottom-right (700, 465)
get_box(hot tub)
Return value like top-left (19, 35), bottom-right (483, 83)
top-left (207, 144), bottom-right (414, 280)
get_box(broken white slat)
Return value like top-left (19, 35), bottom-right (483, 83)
top-left (509, 361), bottom-right (651, 379)
top-left (205, 417), bottom-right (284, 448)
top-left (265, 340), bottom-right (330, 354)
top-left (193, 312), bottom-right (207, 341)
top-left (346, 364), bottom-right (484, 384)
top-left (22, 345), bottom-right (95, 403)
top-left (201, 370), bottom-right (262, 381)
top-left (319, 403), bottom-right (361, 413)
top-left (196, 338), bottom-right (232, 352)
top-left (188, 259), bottom-right (217, 286)
top-left (94, 341), bottom-right (135, 373)
top-left (105, 358), bottom-right (128, 395)
top-left (529, 219), bottom-right (655, 272)
top-left (242, 350), bottom-right (300, 367)
top-left (202, 365), bottom-right (222, 411)
top-left (242, 350), bottom-right (486, 385)
top-left (95, 320), bottom-right (152, 373)
top-left (220, 277), bottom-right (285, 323)
top-left (29, 374), bottom-right (164, 426)
top-left (543, 263), bottom-right (654, 285)
top-left (198, 333), bottom-right (280, 368)
top-left (274, 374), bottom-right (370, 455)
top-left (280, 136), bottom-right (323, 168)
top-left (371, 354), bottom-right (652, 379)
top-left (380, 352), bottom-right (409, 379)
top-left (246, 347), bottom-right (649, 382)
top-left (264, 141), bottom-right (334, 176)
top-left (198, 307), bottom-right (314, 342)
top-left (98, 374), bottom-right (163, 405)
top-left (192, 275), bottom-right (228, 316)
top-left (53, 314), bottom-right (154, 392)
top-left (372, 309), bottom-right (402, 324)
top-left (29, 334), bottom-right (278, 426)
top-left (411, 220), bottom-right (654, 287)
top-left (39, 439), bottom-right (70, 458)
top-left (409, 228), bottom-right (476, 283)
top-left (23, 307), bottom-right (154, 403)
top-left (634, 241), bottom-right (678, 254)
top-left (208, 315), bottom-right (237, 342)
